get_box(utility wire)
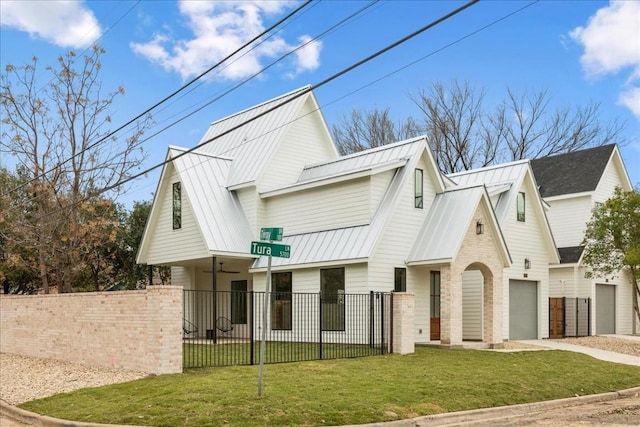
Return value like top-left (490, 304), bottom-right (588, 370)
top-left (2, 0), bottom-right (313, 197)
top-left (97, 0), bottom-right (382, 170)
top-left (20, 0), bottom-right (480, 222)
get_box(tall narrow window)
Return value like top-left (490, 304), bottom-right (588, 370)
top-left (172, 182), bottom-right (182, 229)
top-left (430, 271), bottom-right (440, 318)
top-left (394, 268), bottom-right (406, 292)
top-left (517, 192), bottom-right (525, 222)
top-left (321, 267), bottom-right (345, 331)
top-left (415, 169), bottom-right (423, 209)
top-left (231, 280), bottom-right (247, 324)
top-left (271, 272), bottom-right (292, 330)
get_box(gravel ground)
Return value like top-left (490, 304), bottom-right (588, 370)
top-left (1, 336), bottom-right (638, 407)
top-left (0, 354), bottom-right (147, 405)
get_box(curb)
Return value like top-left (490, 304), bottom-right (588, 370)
top-left (0, 399), bottom-right (151, 427)
top-left (3, 387), bottom-right (640, 427)
top-left (337, 386), bottom-right (640, 427)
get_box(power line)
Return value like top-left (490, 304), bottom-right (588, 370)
top-left (19, 0), bottom-right (480, 222)
top-left (2, 0), bottom-right (313, 197)
top-left (97, 0), bottom-right (382, 171)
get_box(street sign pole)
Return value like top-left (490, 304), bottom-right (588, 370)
top-left (257, 245), bottom-right (272, 398)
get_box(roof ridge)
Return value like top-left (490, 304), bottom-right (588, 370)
top-left (303, 136), bottom-right (425, 171)
top-left (209, 85), bottom-right (311, 127)
top-left (448, 159), bottom-right (530, 177)
top-left (169, 146), bottom-right (233, 161)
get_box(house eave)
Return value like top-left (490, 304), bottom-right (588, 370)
top-left (260, 159), bottom-right (408, 198)
top-left (406, 258), bottom-right (453, 267)
top-left (249, 257), bottom-right (368, 273)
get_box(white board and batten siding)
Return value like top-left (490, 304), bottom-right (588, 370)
top-left (546, 196), bottom-right (592, 248)
top-left (368, 156), bottom-right (437, 341)
top-left (501, 176), bottom-right (551, 339)
top-left (548, 267), bottom-right (577, 297)
top-left (265, 178), bottom-right (370, 236)
top-left (593, 155), bottom-right (631, 202)
top-left (145, 169), bottom-right (209, 265)
top-left (259, 98), bottom-right (338, 192)
top-left (370, 170), bottom-right (395, 218)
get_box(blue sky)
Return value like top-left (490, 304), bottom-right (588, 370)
top-left (1, 0), bottom-right (638, 207)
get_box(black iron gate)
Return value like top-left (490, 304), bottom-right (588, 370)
top-left (183, 290), bottom-right (392, 368)
top-left (549, 297), bottom-right (591, 338)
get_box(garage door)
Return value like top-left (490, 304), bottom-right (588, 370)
top-left (509, 280), bottom-right (538, 340)
top-left (596, 284), bottom-right (615, 334)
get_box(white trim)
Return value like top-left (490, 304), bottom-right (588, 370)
top-left (406, 258), bottom-right (452, 267)
top-left (249, 257), bottom-right (368, 273)
top-left (544, 191), bottom-right (593, 202)
top-left (260, 159), bottom-right (407, 198)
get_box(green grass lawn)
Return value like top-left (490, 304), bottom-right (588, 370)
top-left (20, 347), bottom-right (640, 427)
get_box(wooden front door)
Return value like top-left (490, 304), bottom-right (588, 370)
top-left (549, 297), bottom-right (564, 339)
top-left (430, 271), bottom-right (441, 340)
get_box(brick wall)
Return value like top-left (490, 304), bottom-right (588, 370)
top-left (0, 286), bottom-right (183, 375)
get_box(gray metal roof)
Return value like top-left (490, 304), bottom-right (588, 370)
top-left (171, 148), bottom-right (254, 255)
top-left (448, 160), bottom-right (529, 224)
top-left (251, 225), bottom-right (373, 269)
top-left (406, 186), bottom-right (487, 264)
top-left (298, 137), bottom-right (425, 183)
top-left (196, 86), bottom-right (312, 188)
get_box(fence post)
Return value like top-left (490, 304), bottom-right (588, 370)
top-left (389, 292), bottom-right (394, 354)
top-left (250, 290), bottom-right (255, 365)
top-left (380, 293), bottom-right (385, 355)
top-left (587, 298), bottom-right (591, 336)
top-left (562, 297), bottom-right (566, 338)
top-left (369, 291), bottom-right (374, 349)
top-left (318, 292), bottom-right (323, 360)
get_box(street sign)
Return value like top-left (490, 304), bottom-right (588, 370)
top-left (260, 227), bottom-right (283, 241)
top-left (251, 241), bottom-right (290, 258)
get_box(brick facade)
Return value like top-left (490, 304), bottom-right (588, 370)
top-left (0, 286), bottom-right (183, 375)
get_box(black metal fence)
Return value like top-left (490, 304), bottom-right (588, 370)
top-left (183, 290), bottom-right (392, 368)
top-left (563, 297), bottom-right (591, 337)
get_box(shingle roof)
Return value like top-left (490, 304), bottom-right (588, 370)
top-left (530, 145), bottom-right (615, 198)
top-left (558, 246), bottom-right (584, 264)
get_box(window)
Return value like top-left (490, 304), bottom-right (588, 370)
top-left (172, 182), bottom-right (182, 229)
top-left (231, 280), bottom-right (247, 324)
top-left (415, 169), bottom-right (423, 209)
top-left (394, 268), bottom-right (406, 292)
top-left (271, 272), bottom-right (292, 330)
top-left (430, 271), bottom-right (440, 318)
top-left (321, 267), bottom-right (345, 331)
top-left (517, 192), bottom-right (525, 222)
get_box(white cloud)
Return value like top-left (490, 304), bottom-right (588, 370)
top-left (618, 87), bottom-right (640, 118)
top-left (0, 0), bottom-right (101, 48)
top-left (570, 1), bottom-right (640, 119)
top-left (130, 0), bottom-right (321, 81)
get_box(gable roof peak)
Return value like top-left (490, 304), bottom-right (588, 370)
top-left (530, 144), bottom-right (618, 198)
top-left (208, 85), bottom-right (311, 127)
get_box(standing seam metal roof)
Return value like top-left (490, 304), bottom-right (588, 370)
top-left (196, 86), bottom-right (312, 188)
top-left (171, 148), bottom-right (254, 255)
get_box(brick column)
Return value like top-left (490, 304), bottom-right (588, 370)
top-left (440, 265), bottom-right (463, 347)
top-left (483, 269), bottom-right (504, 348)
top-left (391, 292), bottom-right (415, 354)
top-left (145, 286), bottom-right (183, 374)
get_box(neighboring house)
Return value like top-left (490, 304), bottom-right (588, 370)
top-left (137, 87), bottom-right (512, 348)
top-left (530, 144), bottom-right (636, 336)
top-left (448, 161), bottom-right (560, 341)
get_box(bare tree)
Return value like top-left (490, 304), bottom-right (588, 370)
top-left (331, 79), bottom-right (626, 174)
top-left (1, 46), bottom-right (152, 293)
top-left (331, 107), bottom-right (421, 155)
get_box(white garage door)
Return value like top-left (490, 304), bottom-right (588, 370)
top-left (596, 284), bottom-right (615, 334)
top-left (509, 280), bottom-right (538, 340)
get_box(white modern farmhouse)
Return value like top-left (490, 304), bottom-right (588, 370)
top-left (137, 87), bottom-right (635, 353)
top-left (531, 145), bottom-right (636, 336)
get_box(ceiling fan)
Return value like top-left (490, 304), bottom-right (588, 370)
top-left (217, 262), bottom-right (240, 274)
